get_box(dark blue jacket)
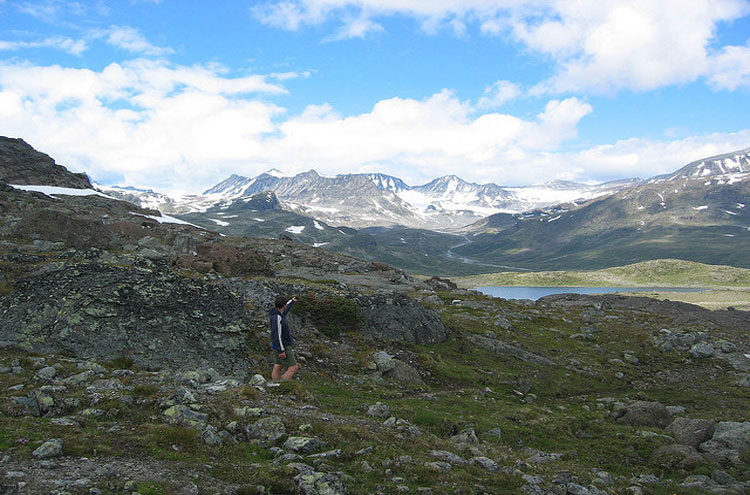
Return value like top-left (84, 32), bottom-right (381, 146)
top-left (269, 299), bottom-right (295, 351)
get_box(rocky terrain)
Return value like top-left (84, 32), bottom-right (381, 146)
top-left (0, 138), bottom-right (749, 494)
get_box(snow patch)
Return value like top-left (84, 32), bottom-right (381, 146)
top-left (129, 212), bottom-right (199, 227)
top-left (693, 205), bottom-right (709, 211)
top-left (285, 226), bottom-right (305, 234)
top-left (11, 184), bottom-right (115, 200)
top-left (313, 221), bottom-right (324, 231)
top-left (210, 218), bottom-right (230, 226)
top-left (313, 242), bottom-right (329, 247)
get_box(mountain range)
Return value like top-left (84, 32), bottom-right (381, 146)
top-left (5, 135), bottom-right (750, 274)
top-left (101, 168), bottom-right (639, 230)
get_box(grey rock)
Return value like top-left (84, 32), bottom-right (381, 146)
top-left (689, 342), bottom-right (715, 359)
top-left (468, 334), bottom-right (554, 367)
top-left (34, 366), bottom-right (57, 382)
top-left (623, 353), bottom-right (640, 365)
top-left (526, 451), bottom-right (563, 464)
top-left (62, 370), bottom-right (94, 386)
top-left (284, 436), bottom-right (327, 455)
top-left (50, 417), bottom-right (80, 427)
top-left (201, 425), bottom-right (224, 446)
top-left (372, 351), bottom-right (395, 372)
top-left (88, 378), bottom-right (124, 391)
top-left (247, 416), bottom-right (286, 446)
top-left (450, 428), bottom-right (479, 445)
top-left (712, 469), bottom-right (736, 485)
top-left (566, 483), bottom-right (591, 495)
top-left (163, 405), bottom-right (208, 425)
top-left (471, 456), bottom-right (500, 472)
top-left (699, 421), bottom-right (750, 465)
top-left (650, 444), bottom-right (706, 469)
top-left (249, 374), bottom-right (267, 387)
top-left (494, 316), bottom-right (512, 329)
top-left (366, 402), bottom-right (390, 418)
top-left (680, 475), bottom-right (717, 490)
top-left (667, 417), bottom-right (715, 448)
top-left (294, 470), bottom-right (347, 495)
top-left (615, 401), bottom-right (671, 428)
top-left (485, 427), bottom-right (503, 438)
top-left (307, 449), bottom-right (342, 459)
top-left (719, 341), bottom-right (737, 353)
top-left (429, 450), bottom-right (467, 465)
top-left (425, 461), bottom-right (452, 473)
top-left (32, 438), bottom-right (63, 459)
top-left (738, 375), bottom-right (750, 388)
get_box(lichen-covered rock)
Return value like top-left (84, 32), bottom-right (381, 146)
top-left (284, 436), bottom-right (327, 455)
top-left (366, 402), bottom-right (390, 418)
top-left (689, 342), bottom-right (715, 359)
top-left (32, 438), bottom-right (63, 459)
top-left (615, 401), bottom-right (671, 428)
top-left (163, 405), bottom-right (208, 426)
top-left (667, 418), bottom-right (715, 448)
top-left (699, 421), bottom-right (750, 465)
top-left (0, 262), bottom-right (253, 374)
top-left (471, 456), bottom-right (500, 472)
top-left (449, 428), bottom-right (479, 445)
top-left (294, 470), bottom-right (347, 495)
top-left (650, 444), bottom-right (706, 469)
top-left (247, 416), bottom-right (286, 446)
top-left (429, 450), bottom-right (467, 466)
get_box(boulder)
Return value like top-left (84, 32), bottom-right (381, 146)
top-left (32, 438), bottom-right (63, 459)
top-left (429, 450), bottom-right (467, 466)
top-left (33, 366), bottom-right (57, 382)
top-left (650, 444), bottom-right (706, 469)
top-left (450, 428), bottom-right (479, 445)
top-left (615, 401), bottom-right (671, 428)
top-left (294, 470), bottom-right (347, 495)
top-left (699, 421), bottom-right (750, 465)
top-left (689, 342), bottom-right (715, 359)
top-left (284, 436), bottom-right (327, 455)
top-left (247, 416), bottom-right (286, 446)
top-left (471, 456), bottom-right (500, 472)
top-left (163, 405), bottom-right (208, 426)
top-left (366, 402), bottom-right (390, 418)
top-left (666, 418), bottom-right (715, 448)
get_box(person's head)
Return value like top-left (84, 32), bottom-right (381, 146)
top-left (274, 295), bottom-right (288, 309)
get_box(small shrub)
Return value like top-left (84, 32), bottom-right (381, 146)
top-left (138, 482), bottom-right (167, 495)
top-left (106, 355), bottom-right (134, 370)
top-left (295, 293), bottom-right (363, 338)
top-left (132, 385), bottom-right (159, 398)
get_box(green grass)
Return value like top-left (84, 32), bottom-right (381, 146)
top-left (454, 259), bottom-right (750, 289)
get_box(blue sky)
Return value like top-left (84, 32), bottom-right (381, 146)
top-left (1, 0), bottom-right (749, 194)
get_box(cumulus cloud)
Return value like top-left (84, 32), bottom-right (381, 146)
top-left (253, 0), bottom-right (750, 94)
top-left (476, 80), bottom-right (522, 109)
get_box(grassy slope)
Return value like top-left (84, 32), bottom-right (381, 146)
top-left (453, 259), bottom-right (750, 289)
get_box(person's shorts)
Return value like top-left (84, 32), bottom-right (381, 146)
top-left (272, 348), bottom-right (297, 367)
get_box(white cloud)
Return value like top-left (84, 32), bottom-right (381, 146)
top-left (0, 36), bottom-right (87, 56)
top-left (476, 80), bottom-right (522, 109)
top-left (1, 59), bottom-right (747, 194)
top-left (707, 45), bottom-right (750, 90)
top-left (253, 0), bottom-right (750, 94)
top-left (103, 25), bottom-right (174, 56)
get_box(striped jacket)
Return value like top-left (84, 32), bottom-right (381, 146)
top-left (269, 299), bottom-right (295, 352)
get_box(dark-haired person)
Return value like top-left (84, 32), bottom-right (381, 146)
top-left (269, 295), bottom-right (299, 381)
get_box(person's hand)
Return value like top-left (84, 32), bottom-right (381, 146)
top-left (279, 352), bottom-right (287, 359)
top-left (291, 296), bottom-right (297, 302)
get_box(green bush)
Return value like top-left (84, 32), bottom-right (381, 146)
top-left (296, 293), bottom-right (363, 338)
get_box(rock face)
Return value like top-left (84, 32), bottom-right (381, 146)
top-left (699, 421), bottom-right (750, 465)
top-left (0, 137), bottom-right (91, 188)
top-left (0, 261), bottom-right (253, 374)
top-left (356, 292), bottom-right (449, 344)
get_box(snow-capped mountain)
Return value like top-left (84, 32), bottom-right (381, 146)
top-left (657, 147), bottom-right (750, 182)
top-left (101, 168), bottom-right (645, 230)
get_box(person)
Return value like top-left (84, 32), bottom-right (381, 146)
top-left (269, 295), bottom-right (299, 381)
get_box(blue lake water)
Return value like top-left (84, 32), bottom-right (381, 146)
top-left (476, 286), bottom-right (706, 301)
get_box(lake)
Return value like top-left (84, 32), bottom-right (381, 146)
top-left (475, 286), bottom-right (706, 301)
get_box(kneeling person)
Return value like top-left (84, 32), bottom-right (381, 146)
top-left (269, 295), bottom-right (299, 381)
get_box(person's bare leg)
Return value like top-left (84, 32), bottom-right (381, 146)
top-left (271, 364), bottom-right (283, 381)
top-left (282, 364), bottom-right (299, 380)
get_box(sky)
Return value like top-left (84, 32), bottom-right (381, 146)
top-left (1, 0), bottom-right (749, 194)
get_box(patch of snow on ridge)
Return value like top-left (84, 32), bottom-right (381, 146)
top-left (313, 221), bottom-right (324, 231)
top-left (285, 226), bottom-right (305, 234)
top-left (693, 205), bottom-right (709, 211)
top-left (11, 184), bottom-right (115, 199)
top-left (210, 219), bottom-right (230, 226)
top-left (129, 212), bottom-right (199, 227)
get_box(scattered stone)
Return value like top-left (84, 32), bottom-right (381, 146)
top-left (366, 402), bottom-right (390, 418)
top-left (689, 342), bottom-right (715, 359)
top-left (680, 474), bottom-right (717, 491)
top-left (615, 401), bottom-right (671, 428)
top-left (425, 461), bottom-right (452, 473)
top-left (51, 417), bottom-right (80, 427)
top-left (449, 427), bottom-right (479, 445)
top-left (294, 470), bottom-right (347, 495)
top-left (471, 456), bottom-right (500, 472)
top-left (667, 417), bottom-right (715, 448)
top-left (526, 451), bottom-right (563, 464)
top-left (650, 444), bottom-right (706, 469)
top-left (485, 427), bottom-right (503, 438)
top-left (62, 370), bottom-right (94, 386)
top-left (88, 378), bottom-right (124, 391)
top-left (247, 416), bottom-right (286, 446)
top-left (719, 341), bottom-right (737, 353)
top-left (249, 374), bottom-right (267, 387)
top-left (737, 375), bottom-right (750, 388)
top-left (33, 366), bottom-right (57, 382)
top-left (32, 438), bottom-right (63, 459)
top-left (623, 353), bottom-right (640, 365)
top-left (429, 450), bottom-right (467, 466)
top-left (284, 436), bottom-right (327, 455)
top-left (234, 406), bottom-right (263, 418)
top-left (699, 421), bottom-right (750, 465)
top-left (163, 405), bottom-right (208, 426)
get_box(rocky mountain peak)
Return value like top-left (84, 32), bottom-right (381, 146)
top-left (663, 147), bottom-right (750, 182)
top-left (0, 136), bottom-right (92, 189)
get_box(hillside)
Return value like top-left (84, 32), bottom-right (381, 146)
top-left (0, 138), bottom-right (749, 494)
top-left (454, 259), bottom-right (750, 289)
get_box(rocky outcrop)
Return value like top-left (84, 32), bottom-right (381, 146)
top-left (0, 260), bottom-right (253, 374)
top-left (0, 137), bottom-right (91, 188)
